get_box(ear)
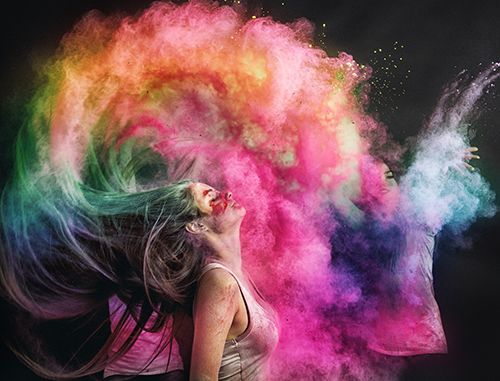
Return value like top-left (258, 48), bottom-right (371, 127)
top-left (185, 221), bottom-right (207, 235)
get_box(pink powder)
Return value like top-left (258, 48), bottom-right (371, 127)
top-left (40, 1), bottom-right (408, 379)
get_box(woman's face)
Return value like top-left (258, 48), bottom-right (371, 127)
top-left (189, 182), bottom-right (246, 233)
top-left (376, 162), bottom-right (400, 218)
top-left (380, 163), bottom-right (398, 193)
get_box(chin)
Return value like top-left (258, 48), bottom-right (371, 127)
top-left (222, 204), bottom-right (246, 224)
top-left (237, 204), bottom-right (246, 215)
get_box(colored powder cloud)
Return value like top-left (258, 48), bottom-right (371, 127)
top-left (400, 65), bottom-right (499, 233)
top-left (5, 1), bottom-right (498, 380)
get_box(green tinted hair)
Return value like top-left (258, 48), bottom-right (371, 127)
top-left (1, 123), bottom-right (204, 378)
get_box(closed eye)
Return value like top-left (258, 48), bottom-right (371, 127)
top-left (385, 171), bottom-right (394, 179)
top-left (203, 189), bottom-right (218, 205)
top-left (203, 189), bottom-right (215, 197)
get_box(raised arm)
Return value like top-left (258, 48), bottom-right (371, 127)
top-left (190, 269), bottom-right (239, 381)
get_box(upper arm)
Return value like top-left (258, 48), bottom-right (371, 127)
top-left (190, 269), bottom-right (240, 381)
top-left (173, 308), bottom-right (194, 374)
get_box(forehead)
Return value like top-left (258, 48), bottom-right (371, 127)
top-left (189, 183), bottom-right (212, 191)
top-left (379, 162), bottom-right (391, 173)
top-left (363, 160), bottom-right (391, 178)
top-left (189, 182), bottom-right (213, 195)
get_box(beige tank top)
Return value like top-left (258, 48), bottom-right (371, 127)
top-left (197, 262), bottom-right (280, 380)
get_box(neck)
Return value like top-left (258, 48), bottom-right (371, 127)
top-left (205, 229), bottom-right (242, 274)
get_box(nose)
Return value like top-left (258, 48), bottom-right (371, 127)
top-left (225, 191), bottom-right (232, 200)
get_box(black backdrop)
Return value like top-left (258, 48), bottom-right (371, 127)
top-left (1, 1), bottom-right (499, 380)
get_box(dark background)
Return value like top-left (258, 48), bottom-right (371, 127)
top-left (1, 1), bottom-right (499, 380)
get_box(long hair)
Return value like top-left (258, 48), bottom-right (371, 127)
top-left (0, 124), bottom-right (204, 378)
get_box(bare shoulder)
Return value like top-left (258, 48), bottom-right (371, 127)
top-left (195, 268), bottom-right (241, 312)
top-left (198, 267), bottom-right (239, 292)
top-left (194, 267), bottom-right (240, 319)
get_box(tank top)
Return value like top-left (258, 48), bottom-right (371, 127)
top-left (104, 295), bottom-right (184, 378)
top-left (196, 262), bottom-right (280, 381)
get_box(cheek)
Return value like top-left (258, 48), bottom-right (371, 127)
top-left (384, 188), bottom-right (400, 208)
top-left (386, 179), bottom-right (398, 188)
top-left (198, 202), bottom-right (213, 214)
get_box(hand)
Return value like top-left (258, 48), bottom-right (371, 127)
top-left (463, 146), bottom-right (480, 171)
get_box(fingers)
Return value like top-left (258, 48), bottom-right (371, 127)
top-left (450, 162), bottom-right (475, 173)
top-left (464, 153), bottom-right (480, 160)
top-left (448, 147), bottom-right (481, 174)
top-left (463, 162), bottom-right (476, 171)
top-left (463, 147), bottom-right (480, 170)
top-left (465, 146), bottom-right (479, 152)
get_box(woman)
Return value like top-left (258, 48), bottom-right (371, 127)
top-left (104, 181), bottom-right (279, 381)
top-left (359, 160), bottom-right (448, 356)
top-left (103, 181), bottom-right (280, 381)
top-left (331, 148), bottom-right (479, 357)
top-left (1, 175), bottom-right (278, 380)
top-left (186, 182), bottom-right (280, 381)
